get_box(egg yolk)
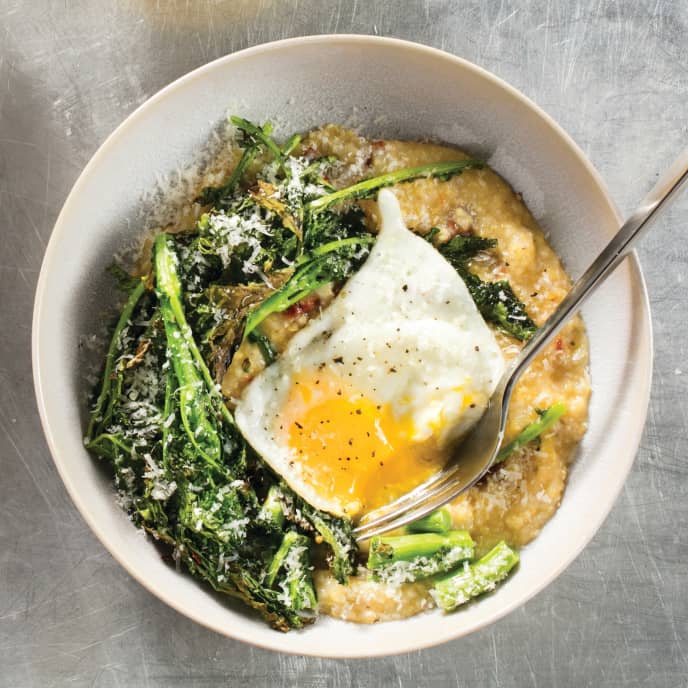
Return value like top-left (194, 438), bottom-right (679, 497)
top-left (279, 370), bottom-right (448, 517)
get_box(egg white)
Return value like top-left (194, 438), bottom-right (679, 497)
top-left (235, 189), bottom-right (505, 517)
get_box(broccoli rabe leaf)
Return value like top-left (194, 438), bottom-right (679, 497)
top-left (439, 234), bottom-right (497, 263)
top-left (461, 272), bottom-right (537, 341)
top-left (277, 483), bottom-right (358, 584)
top-left (196, 117), bottom-right (282, 207)
top-left (433, 232), bottom-right (537, 341)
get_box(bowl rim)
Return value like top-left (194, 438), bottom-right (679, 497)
top-left (32, 34), bottom-right (653, 657)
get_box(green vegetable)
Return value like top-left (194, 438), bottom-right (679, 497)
top-left (242, 235), bottom-right (374, 338)
top-left (461, 272), bottom-right (537, 341)
top-left (86, 117), bottom-right (541, 632)
top-left (154, 233), bottom-right (236, 430)
top-left (265, 531), bottom-right (317, 614)
top-left (496, 403), bottom-right (567, 463)
top-left (257, 485), bottom-right (286, 534)
top-left (431, 541), bottom-right (519, 612)
top-left (367, 531), bottom-right (474, 583)
top-left (307, 160), bottom-right (484, 213)
top-left (248, 328), bottom-right (277, 365)
top-left (230, 115), bottom-right (283, 159)
top-left (85, 277), bottom-right (146, 444)
top-left (278, 485), bottom-right (358, 584)
top-left (243, 160), bottom-right (487, 337)
top-left (434, 233), bottom-right (537, 341)
top-left (405, 508), bottom-right (452, 534)
top-left (196, 117), bottom-right (283, 207)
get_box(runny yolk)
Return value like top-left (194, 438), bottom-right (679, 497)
top-left (280, 370), bottom-right (448, 518)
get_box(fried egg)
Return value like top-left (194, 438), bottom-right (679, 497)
top-left (235, 189), bottom-right (505, 518)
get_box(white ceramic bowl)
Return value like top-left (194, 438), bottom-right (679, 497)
top-left (32, 35), bottom-right (652, 657)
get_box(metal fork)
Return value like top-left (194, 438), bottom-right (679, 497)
top-left (354, 147), bottom-right (688, 542)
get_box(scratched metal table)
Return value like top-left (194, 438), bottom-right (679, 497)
top-left (1, 2), bottom-right (686, 686)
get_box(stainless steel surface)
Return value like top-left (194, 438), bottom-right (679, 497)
top-left (1, 1), bottom-right (686, 686)
top-left (358, 147), bottom-right (688, 540)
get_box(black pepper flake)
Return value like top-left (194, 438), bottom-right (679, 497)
top-left (470, 403), bottom-right (476, 408)
top-left (389, 366), bottom-right (397, 373)
top-left (474, 345), bottom-right (480, 352)
top-left (355, 409), bottom-right (362, 415)
top-left (294, 421), bottom-right (303, 430)
top-left (333, 356), bottom-right (344, 364)
top-left (402, 284), bottom-right (408, 292)
top-left (348, 439), bottom-right (353, 446)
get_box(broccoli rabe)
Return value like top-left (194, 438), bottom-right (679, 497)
top-left (86, 116), bottom-right (541, 632)
top-left (433, 233), bottom-right (537, 341)
top-left (367, 531), bottom-right (475, 583)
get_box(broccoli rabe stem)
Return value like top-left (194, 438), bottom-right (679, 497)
top-left (367, 531), bottom-right (475, 583)
top-left (265, 530), bottom-right (302, 586)
top-left (85, 278), bottom-right (146, 443)
top-left (257, 485), bottom-right (286, 534)
top-left (496, 403), bottom-right (567, 464)
top-left (161, 309), bottom-right (223, 468)
top-left (265, 531), bottom-right (317, 613)
top-left (248, 328), bottom-right (277, 365)
top-left (307, 160), bottom-right (484, 213)
top-left (230, 116), bottom-right (283, 159)
top-left (405, 508), bottom-right (452, 534)
top-left (154, 234), bottom-right (236, 429)
top-left (242, 235), bottom-right (374, 338)
top-left (278, 484), bottom-right (357, 584)
top-left (431, 541), bottom-right (519, 612)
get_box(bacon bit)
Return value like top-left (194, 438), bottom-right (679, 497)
top-left (285, 293), bottom-right (320, 318)
top-left (555, 337), bottom-right (564, 351)
top-left (371, 140), bottom-right (385, 149)
top-left (445, 218), bottom-right (474, 238)
top-left (191, 551), bottom-right (202, 566)
top-left (302, 144), bottom-right (318, 160)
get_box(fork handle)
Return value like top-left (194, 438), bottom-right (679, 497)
top-left (507, 147), bottom-right (688, 392)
